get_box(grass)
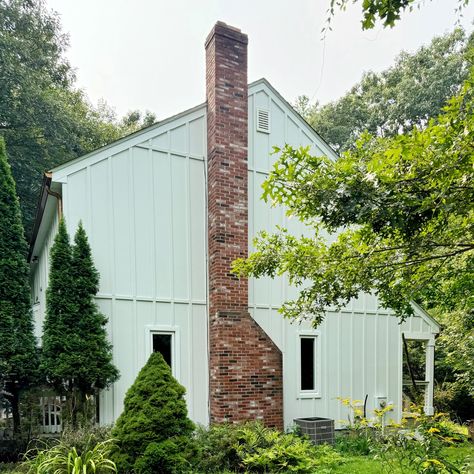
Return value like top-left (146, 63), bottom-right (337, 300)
top-left (330, 445), bottom-right (474, 473)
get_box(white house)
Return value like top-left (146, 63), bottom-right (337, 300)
top-left (29, 22), bottom-right (439, 431)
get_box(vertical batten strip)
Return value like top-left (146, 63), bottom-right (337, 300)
top-left (128, 147), bottom-right (138, 376)
top-left (168, 149), bottom-right (175, 327)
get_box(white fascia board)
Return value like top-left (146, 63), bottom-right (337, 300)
top-left (51, 103), bottom-right (207, 183)
top-left (248, 78), bottom-right (338, 161)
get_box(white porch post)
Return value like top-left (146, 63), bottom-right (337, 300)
top-left (424, 338), bottom-right (435, 416)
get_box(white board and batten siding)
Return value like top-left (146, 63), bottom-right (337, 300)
top-left (31, 79), bottom-right (439, 429)
top-left (50, 105), bottom-right (209, 426)
top-left (247, 80), bottom-right (439, 428)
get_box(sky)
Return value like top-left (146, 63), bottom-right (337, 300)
top-left (46, 0), bottom-right (474, 120)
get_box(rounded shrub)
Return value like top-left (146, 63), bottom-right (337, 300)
top-left (111, 352), bottom-right (194, 473)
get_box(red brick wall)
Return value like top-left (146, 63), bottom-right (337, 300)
top-left (205, 22), bottom-right (283, 429)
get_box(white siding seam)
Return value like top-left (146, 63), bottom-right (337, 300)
top-left (185, 124), bottom-right (193, 416)
top-left (374, 313), bottom-right (378, 404)
top-left (135, 144), bottom-right (204, 161)
top-left (107, 155), bottom-right (116, 424)
top-left (168, 149), bottom-right (176, 326)
top-left (93, 295), bottom-right (207, 305)
top-left (149, 138), bottom-right (158, 351)
top-left (86, 165), bottom-right (92, 238)
top-left (350, 312), bottom-right (354, 403)
top-left (362, 313), bottom-right (366, 408)
top-left (129, 147), bottom-right (138, 378)
top-left (249, 304), bottom-right (398, 317)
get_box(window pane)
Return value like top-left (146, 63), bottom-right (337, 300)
top-left (301, 337), bottom-right (315, 391)
top-left (152, 334), bottom-right (172, 367)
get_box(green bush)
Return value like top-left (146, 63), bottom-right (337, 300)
top-left (0, 463), bottom-right (24, 474)
top-left (111, 352), bottom-right (194, 473)
top-left (133, 437), bottom-right (196, 474)
top-left (193, 421), bottom-right (343, 473)
top-left (434, 380), bottom-right (474, 423)
top-left (335, 430), bottom-right (374, 455)
top-left (193, 423), bottom-right (245, 472)
top-left (415, 412), bottom-right (469, 446)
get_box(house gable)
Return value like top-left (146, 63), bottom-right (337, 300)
top-left (248, 78), bottom-right (337, 174)
top-left (51, 103), bottom-right (207, 183)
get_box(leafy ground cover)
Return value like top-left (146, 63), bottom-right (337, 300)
top-left (331, 445), bottom-right (473, 473)
top-left (2, 374), bottom-right (472, 473)
top-left (1, 445), bottom-right (472, 473)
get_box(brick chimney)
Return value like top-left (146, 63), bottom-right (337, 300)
top-left (205, 22), bottom-right (283, 428)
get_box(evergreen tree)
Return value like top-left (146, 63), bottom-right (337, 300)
top-left (41, 218), bottom-right (75, 394)
top-left (0, 137), bottom-right (37, 434)
top-left (42, 220), bottom-right (118, 427)
top-left (70, 223), bottom-right (118, 416)
top-left (112, 352), bottom-right (194, 473)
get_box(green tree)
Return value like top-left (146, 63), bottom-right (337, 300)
top-left (432, 308), bottom-right (473, 419)
top-left (120, 109), bottom-right (157, 132)
top-left (70, 222), bottom-right (119, 413)
top-left (41, 219), bottom-right (75, 410)
top-left (41, 220), bottom-right (118, 427)
top-left (233, 62), bottom-right (474, 326)
top-left (112, 352), bottom-right (194, 473)
top-left (0, 0), bottom-right (155, 236)
top-left (0, 138), bottom-right (37, 435)
top-left (326, 0), bottom-right (470, 30)
top-left (296, 29), bottom-right (472, 153)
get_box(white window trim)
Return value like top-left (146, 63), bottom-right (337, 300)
top-left (144, 325), bottom-right (180, 380)
top-left (296, 330), bottom-right (321, 399)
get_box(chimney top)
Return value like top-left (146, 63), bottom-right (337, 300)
top-left (205, 21), bottom-right (248, 48)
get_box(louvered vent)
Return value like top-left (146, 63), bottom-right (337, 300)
top-left (256, 108), bottom-right (270, 133)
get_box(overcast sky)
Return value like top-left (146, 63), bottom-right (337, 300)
top-left (46, 0), bottom-right (474, 120)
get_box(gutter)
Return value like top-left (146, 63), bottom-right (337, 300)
top-left (28, 172), bottom-right (62, 262)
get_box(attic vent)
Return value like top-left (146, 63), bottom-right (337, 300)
top-left (256, 108), bottom-right (270, 133)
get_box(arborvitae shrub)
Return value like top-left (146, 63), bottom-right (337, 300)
top-left (112, 352), bottom-right (195, 472)
top-left (42, 220), bottom-right (118, 427)
top-left (0, 137), bottom-right (37, 436)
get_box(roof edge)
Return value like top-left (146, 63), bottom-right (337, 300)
top-left (248, 78), bottom-right (339, 160)
top-left (28, 172), bottom-right (52, 262)
top-left (50, 102), bottom-right (207, 174)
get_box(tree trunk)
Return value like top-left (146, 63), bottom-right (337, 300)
top-left (9, 387), bottom-right (21, 436)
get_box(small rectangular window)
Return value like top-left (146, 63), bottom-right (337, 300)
top-left (152, 333), bottom-right (172, 367)
top-left (300, 337), bottom-right (315, 391)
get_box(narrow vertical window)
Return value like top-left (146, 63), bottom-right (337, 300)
top-left (300, 337), bottom-right (315, 391)
top-left (152, 333), bottom-right (172, 367)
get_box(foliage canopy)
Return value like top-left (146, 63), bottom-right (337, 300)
top-left (234, 63), bottom-right (474, 327)
top-left (295, 29), bottom-right (473, 153)
top-left (0, 0), bottom-right (155, 235)
top-left (326, 0), bottom-right (470, 30)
